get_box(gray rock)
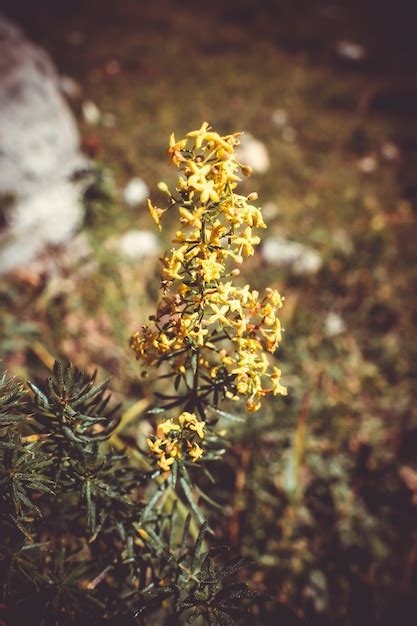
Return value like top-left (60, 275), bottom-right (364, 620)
top-left (0, 14), bottom-right (85, 273)
top-left (0, 182), bottom-right (82, 273)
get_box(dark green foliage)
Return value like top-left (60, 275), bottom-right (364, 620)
top-left (0, 362), bottom-right (259, 625)
top-left (173, 547), bottom-right (263, 625)
top-left (0, 373), bottom-right (25, 426)
top-left (131, 517), bottom-right (263, 626)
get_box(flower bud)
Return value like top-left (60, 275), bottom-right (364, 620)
top-left (247, 192), bottom-right (258, 201)
top-left (242, 165), bottom-right (253, 177)
top-left (157, 181), bottom-right (170, 194)
top-left (217, 148), bottom-right (229, 161)
top-left (138, 527), bottom-right (150, 540)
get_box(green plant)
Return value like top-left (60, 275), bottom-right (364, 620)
top-left (0, 124), bottom-right (285, 625)
top-left (0, 363), bottom-right (264, 625)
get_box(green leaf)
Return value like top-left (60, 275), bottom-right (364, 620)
top-left (208, 406), bottom-right (244, 423)
top-left (179, 476), bottom-right (206, 527)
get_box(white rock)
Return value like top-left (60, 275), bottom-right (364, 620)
top-left (82, 99), bottom-right (101, 125)
top-left (293, 248), bottom-right (322, 274)
top-left (0, 17), bottom-right (84, 194)
top-left (272, 109), bottom-right (288, 127)
top-left (236, 133), bottom-right (270, 174)
top-left (263, 237), bottom-right (302, 265)
top-left (123, 177), bottom-right (149, 206)
top-left (336, 41), bottom-right (365, 61)
top-left (0, 182), bottom-right (83, 273)
top-left (262, 236), bottom-right (322, 275)
top-left (357, 155), bottom-right (377, 173)
top-left (119, 230), bottom-right (160, 260)
top-left (381, 141), bottom-right (400, 162)
top-left (0, 15), bottom-right (86, 274)
top-left (325, 312), bottom-right (346, 337)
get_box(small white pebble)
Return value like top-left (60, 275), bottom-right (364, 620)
top-left (272, 109), bottom-right (288, 127)
top-left (357, 155), bottom-right (377, 173)
top-left (123, 178), bottom-right (149, 206)
top-left (119, 230), bottom-right (160, 260)
top-left (82, 100), bottom-right (101, 126)
top-left (262, 236), bottom-right (322, 275)
top-left (336, 41), bottom-right (365, 61)
top-left (381, 142), bottom-right (400, 162)
top-left (293, 248), bottom-right (322, 274)
top-left (325, 312), bottom-right (346, 337)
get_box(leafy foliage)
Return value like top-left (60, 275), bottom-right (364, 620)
top-left (0, 362), bottom-right (259, 625)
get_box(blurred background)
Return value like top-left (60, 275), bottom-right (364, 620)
top-left (1, 1), bottom-right (417, 624)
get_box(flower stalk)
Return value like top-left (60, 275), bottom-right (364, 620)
top-left (130, 122), bottom-right (287, 472)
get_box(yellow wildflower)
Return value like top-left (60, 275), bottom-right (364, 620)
top-left (206, 303), bottom-right (230, 326)
top-left (270, 367), bottom-right (288, 396)
top-left (158, 454), bottom-right (175, 472)
top-left (188, 442), bottom-right (204, 462)
top-left (148, 199), bottom-right (164, 229)
top-left (178, 411), bottom-right (206, 438)
top-left (146, 437), bottom-right (165, 455)
top-left (157, 418), bottom-right (181, 438)
top-left (179, 206), bottom-right (206, 229)
top-left (187, 121), bottom-right (210, 149)
top-left (131, 123), bottom-right (286, 416)
top-left (200, 253), bottom-right (224, 283)
top-left (168, 133), bottom-right (188, 166)
top-left (246, 397), bottom-right (262, 413)
top-left (232, 227), bottom-right (261, 256)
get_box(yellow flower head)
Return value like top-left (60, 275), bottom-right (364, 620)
top-left (178, 411), bottom-right (206, 438)
top-left (158, 454), bottom-right (176, 472)
top-left (188, 442), bottom-right (204, 462)
top-left (199, 253), bottom-right (224, 283)
top-left (131, 124), bottom-right (286, 414)
top-left (148, 199), bottom-right (164, 229)
top-left (147, 411), bottom-right (207, 471)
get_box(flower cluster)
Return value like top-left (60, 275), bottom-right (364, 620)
top-left (131, 123), bottom-right (286, 470)
top-left (131, 123), bottom-right (286, 415)
top-left (146, 412), bottom-right (206, 471)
